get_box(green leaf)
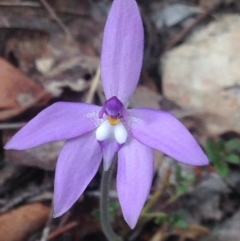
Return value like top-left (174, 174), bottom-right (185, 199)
top-left (205, 140), bottom-right (217, 153)
top-left (215, 160), bottom-right (229, 177)
top-left (108, 201), bottom-right (120, 221)
top-left (92, 209), bottom-right (100, 220)
top-left (218, 139), bottom-right (225, 150)
top-left (170, 211), bottom-right (188, 228)
top-left (226, 154), bottom-right (240, 164)
top-left (183, 173), bottom-right (195, 182)
top-left (155, 215), bottom-right (169, 225)
top-left (205, 140), bottom-right (223, 164)
top-left (177, 183), bottom-right (188, 194)
top-left (175, 164), bottom-right (182, 182)
top-left (174, 219), bottom-right (188, 228)
top-left (225, 139), bottom-right (240, 151)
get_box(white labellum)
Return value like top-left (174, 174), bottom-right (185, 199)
top-left (96, 120), bottom-right (128, 144)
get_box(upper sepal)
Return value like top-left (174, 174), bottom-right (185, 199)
top-left (101, 0), bottom-right (144, 104)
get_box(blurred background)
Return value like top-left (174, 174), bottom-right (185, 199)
top-left (0, 0), bottom-right (240, 240)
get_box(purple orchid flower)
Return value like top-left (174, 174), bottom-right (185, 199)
top-left (4, 0), bottom-right (208, 229)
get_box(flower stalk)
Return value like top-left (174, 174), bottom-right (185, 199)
top-left (100, 158), bottom-right (122, 241)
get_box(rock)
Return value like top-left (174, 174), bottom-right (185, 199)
top-left (35, 57), bottom-right (54, 74)
top-left (199, 0), bottom-right (234, 9)
top-left (129, 85), bottom-right (162, 109)
top-left (213, 209), bottom-right (240, 241)
top-left (225, 170), bottom-right (240, 194)
top-left (162, 15), bottom-right (240, 135)
top-left (151, 4), bottom-right (203, 29)
top-left (183, 173), bottom-right (229, 221)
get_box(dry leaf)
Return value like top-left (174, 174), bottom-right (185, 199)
top-left (172, 224), bottom-right (211, 240)
top-left (0, 57), bottom-right (50, 120)
top-left (3, 130), bottom-right (63, 170)
top-left (0, 203), bottom-right (50, 241)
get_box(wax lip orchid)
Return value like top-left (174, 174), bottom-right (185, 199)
top-left (4, 0), bottom-right (209, 229)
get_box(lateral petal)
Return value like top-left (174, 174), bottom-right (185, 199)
top-left (100, 139), bottom-right (119, 171)
top-left (101, 0), bottom-right (144, 104)
top-left (128, 108), bottom-right (209, 166)
top-left (53, 131), bottom-right (102, 217)
top-left (117, 137), bottom-right (153, 229)
top-left (5, 102), bottom-right (101, 150)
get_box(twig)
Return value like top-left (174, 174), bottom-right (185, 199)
top-left (160, 192), bottom-right (183, 210)
top-left (86, 66), bottom-right (100, 103)
top-left (0, 1), bottom-right (88, 16)
top-left (86, 190), bottom-right (118, 198)
top-left (142, 169), bottom-right (171, 214)
top-left (0, 182), bottom-right (53, 213)
top-left (39, 0), bottom-right (75, 41)
top-left (45, 56), bottom-right (99, 78)
top-left (127, 170), bottom-right (171, 241)
top-left (0, 1), bottom-right (40, 7)
top-left (40, 205), bottom-right (53, 241)
top-left (164, 7), bottom-right (214, 51)
top-left (141, 212), bottom-right (167, 219)
top-left (0, 122), bottom-right (26, 130)
top-left (47, 222), bottom-right (78, 240)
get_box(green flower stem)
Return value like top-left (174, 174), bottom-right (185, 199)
top-left (100, 159), bottom-right (122, 241)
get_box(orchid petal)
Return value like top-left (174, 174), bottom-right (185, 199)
top-left (96, 120), bottom-right (128, 145)
top-left (100, 139), bottom-right (119, 171)
top-left (53, 131), bottom-right (102, 217)
top-left (128, 108), bottom-right (209, 166)
top-left (5, 102), bottom-right (101, 150)
top-left (101, 0), bottom-right (144, 104)
top-left (114, 122), bottom-right (128, 144)
top-left (96, 120), bottom-right (112, 142)
top-left (117, 137), bottom-right (153, 229)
